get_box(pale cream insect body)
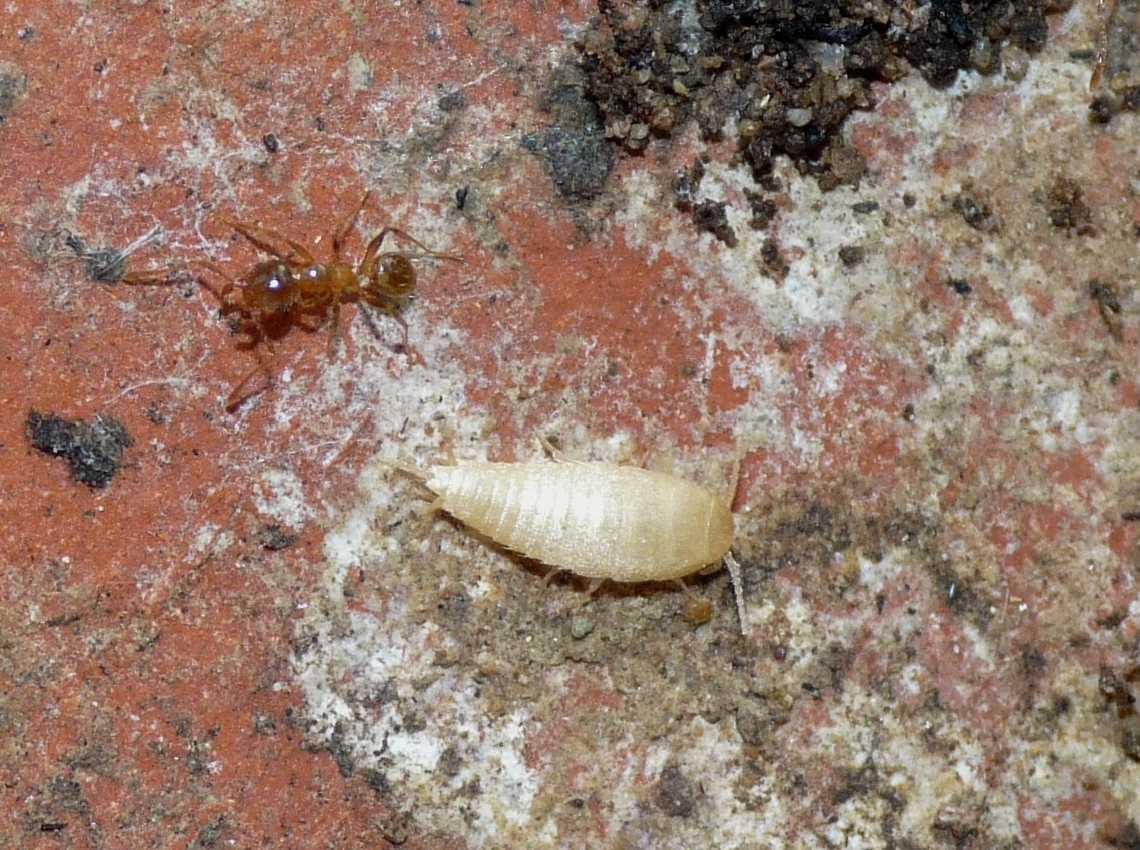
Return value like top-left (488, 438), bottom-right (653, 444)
top-left (390, 448), bottom-right (748, 632)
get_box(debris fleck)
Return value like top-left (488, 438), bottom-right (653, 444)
top-left (64, 227), bottom-right (161, 284)
top-left (569, 615), bottom-right (594, 640)
top-left (761, 238), bottom-right (788, 280)
top-left (745, 190), bottom-right (778, 229)
top-left (63, 232), bottom-right (127, 283)
top-left (672, 159), bottom-right (705, 211)
top-left (692, 199), bottom-right (737, 247)
top-left (952, 192), bottom-right (999, 232)
top-left (838, 245), bottom-right (865, 268)
top-left (683, 596), bottom-right (714, 626)
top-left (253, 713), bottom-right (277, 735)
top-left (1046, 177), bottom-right (1094, 235)
top-left (947, 278), bottom-right (973, 297)
top-left (260, 524), bottom-right (298, 551)
top-left (191, 815), bottom-right (231, 849)
top-left (437, 89), bottom-right (466, 112)
top-left (1089, 93), bottom-right (1119, 123)
top-left (0, 62), bottom-right (28, 123)
top-left (1089, 279), bottom-right (1124, 341)
top-left (655, 765), bottom-right (697, 818)
top-left (26, 411), bottom-right (132, 488)
top-left (521, 127), bottom-right (614, 203)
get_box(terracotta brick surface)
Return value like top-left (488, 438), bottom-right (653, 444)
top-left (2, 2), bottom-right (1138, 848)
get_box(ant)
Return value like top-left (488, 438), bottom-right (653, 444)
top-left (1091, 0), bottom-right (1129, 92)
top-left (123, 191), bottom-right (461, 410)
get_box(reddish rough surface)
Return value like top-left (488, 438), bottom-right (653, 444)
top-left (3, 1), bottom-right (1140, 849)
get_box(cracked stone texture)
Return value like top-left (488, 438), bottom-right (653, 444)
top-left (1, 2), bottom-right (1138, 849)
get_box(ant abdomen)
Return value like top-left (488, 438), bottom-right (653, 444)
top-left (372, 255), bottom-right (415, 298)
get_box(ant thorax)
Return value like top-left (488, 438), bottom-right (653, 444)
top-left (296, 264), bottom-right (330, 303)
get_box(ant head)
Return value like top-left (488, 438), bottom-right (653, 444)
top-left (242, 261), bottom-right (297, 312)
top-left (371, 255), bottom-right (416, 298)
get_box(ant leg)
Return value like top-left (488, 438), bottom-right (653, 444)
top-left (225, 364), bottom-right (269, 411)
top-left (122, 260), bottom-right (236, 306)
top-left (381, 227), bottom-right (463, 260)
top-left (1091, 0), bottom-right (1119, 90)
top-left (724, 453), bottom-right (744, 512)
top-left (327, 298), bottom-right (343, 360)
top-left (535, 435), bottom-right (572, 464)
top-left (356, 302), bottom-right (385, 342)
top-left (225, 358), bottom-right (273, 410)
top-left (359, 229), bottom-right (391, 274)
top-left (392, 312), bottom-right (410, 349)
top-left (120, 269), bottom-right (176, 285)
top-left (357, 304), bottom-right (426, 366)
top-left (724, 552), bottom-right (747, 636)
top-left (332, 191), bottom-right (372, 261)
top-left (223, 218), bottom-right (315, 266)
top-left (389, 312), bottom-right (426, 367)
top-left (190, 261), bottom-right (236, 304)
top-left (358, 227), bottom-right (463, 276)
top-left (374, 457), bottom-right (429, 482)
top-left (673, 578), bottom-right (696, 601)
top-left (224, 336), bottom-right (276, 411)
top-left (414, 496), bottom-right (446, 537)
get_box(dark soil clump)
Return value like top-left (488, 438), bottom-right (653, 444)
top-left (27, 411), bottom-right (132, 488)
top-left (570, 0), bottom-right (1054, 225)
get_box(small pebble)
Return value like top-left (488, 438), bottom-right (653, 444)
top-left (786, 107), bottom-right (813, 127)
top-left (1004, 46), bottom-right (1029, 82)
top-left (570, 616), bottom-right (594, 639)
top-left (838, 245), bottom-right (865, 267)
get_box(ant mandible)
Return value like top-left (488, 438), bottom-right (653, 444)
top-left (123, 191), bottom-right (461, 410)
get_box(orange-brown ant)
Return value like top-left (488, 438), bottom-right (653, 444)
top-left (1091, 0), bottom-right (1120, 91)
top-left (123, 191), bottom-right (461, 410)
